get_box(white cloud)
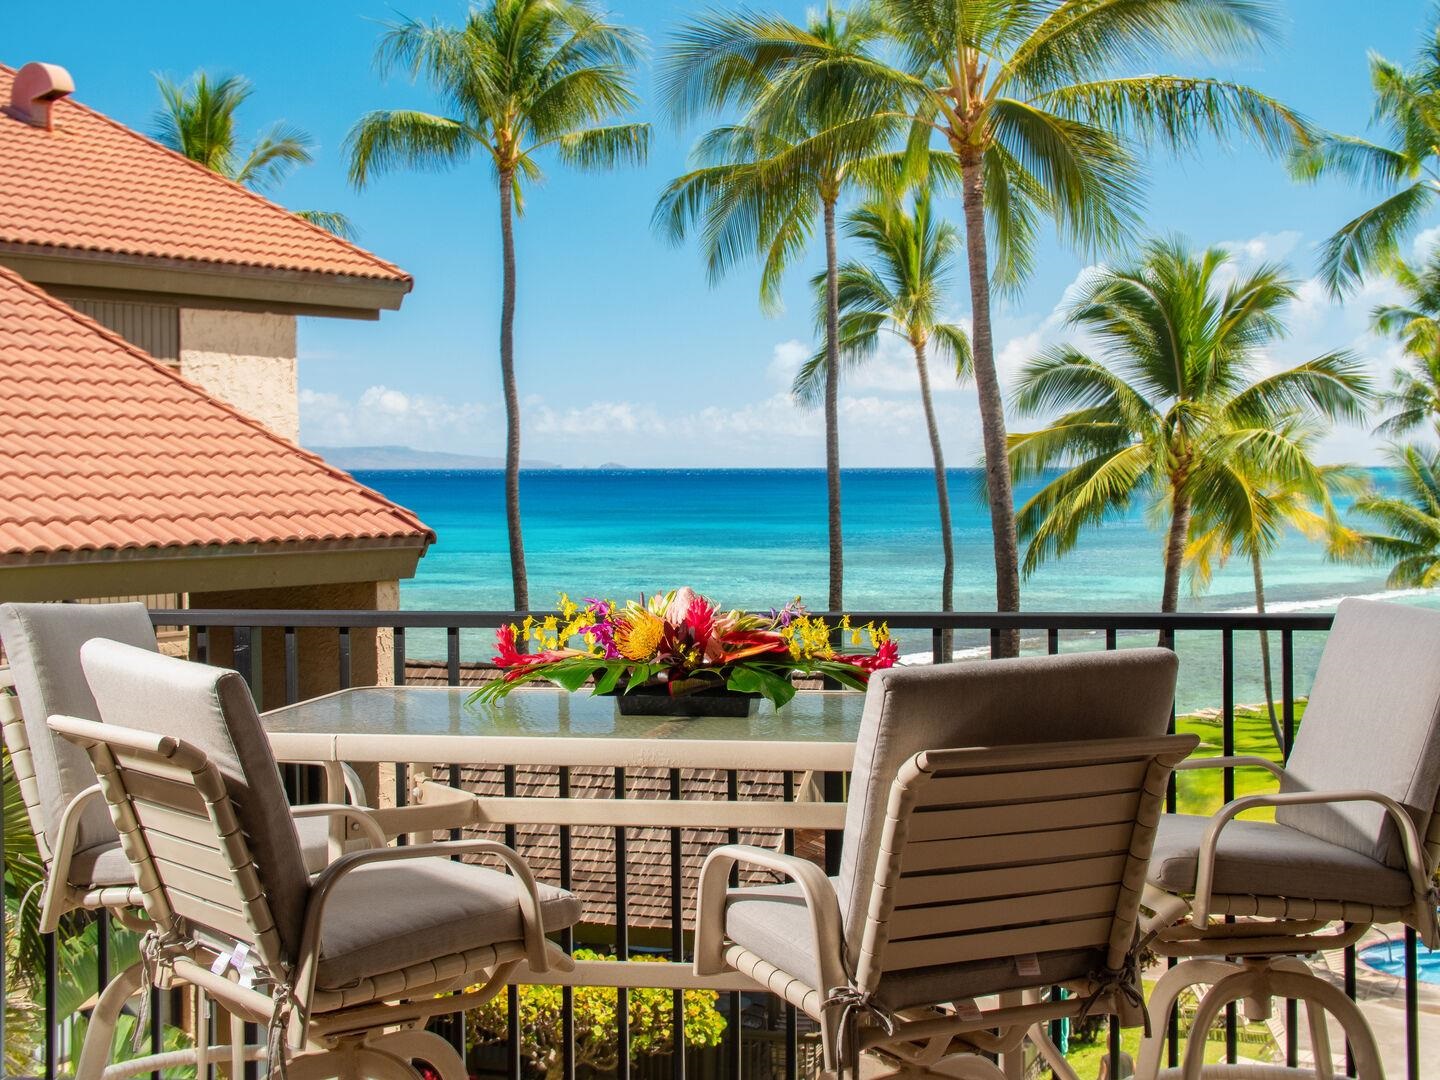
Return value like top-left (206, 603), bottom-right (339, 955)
top-left (1413, 226), bottom-right (1440, 260)
top-left (1220, 230), bottom-right (1303, 265)
top-left (299, 385), bottom-right (491, 450)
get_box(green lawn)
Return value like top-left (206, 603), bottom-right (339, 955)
top-left (1172, 701), bottom-right (1307, 818)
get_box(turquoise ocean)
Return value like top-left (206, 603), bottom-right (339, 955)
top-left (355, 468), bottom-right (1437, 713)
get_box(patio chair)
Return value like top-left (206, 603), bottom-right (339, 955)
top-left (1136, 597), bottom-right (1440, 1080)
top-left (0, 602), bottom-right (377, 937)
top-left (693, 649), bottom-right (1195, 1079)
top-left (53, 637), bottom-right (580, 1080)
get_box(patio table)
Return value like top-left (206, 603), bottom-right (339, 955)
top-left (261, 685), bottom-right (863, 991)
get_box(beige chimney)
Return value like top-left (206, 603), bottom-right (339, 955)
top-left (9, 62), bottom-right (75, 131)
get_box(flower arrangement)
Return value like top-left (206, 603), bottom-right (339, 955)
top-left (469, 587), bottom-right (898, 709)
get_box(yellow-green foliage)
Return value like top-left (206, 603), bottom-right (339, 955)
top-left (467, 950), bottom-right (725, 1078)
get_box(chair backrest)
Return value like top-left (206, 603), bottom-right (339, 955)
top-left (76, 638), bottom-right (311, 964)
top-left (0, 602), bottom-right (158, 859)
top-left (838, 649), bottom-right (1179, 958)
top-left (854, 734), bottom-right (1196, 995)
top-left (1278, 598), bottom-right (1440, 871)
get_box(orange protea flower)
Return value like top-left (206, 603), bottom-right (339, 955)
top-left (615, 609), bottom-right (665, 661)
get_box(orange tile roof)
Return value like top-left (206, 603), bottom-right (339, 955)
top-left (0, 264), bottom-right (432, 560)
top-left (0, 64), bottom-right (411, 285)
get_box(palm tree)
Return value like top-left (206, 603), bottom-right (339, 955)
top-left (347, 0), bottom-right (649, 610)
top-left (1294, 10), bottom-right (1440, 293)
top-left (1009, 238), bottom-right (1372, 615)
top-left (152, 71), bottom-right (355, 239)
top-left (1185, 417), bottom-right (1369, 746)
top-left (762, 0), bottom-right (1309, 652)
top-left (657, 3), bottom-right (905, 614)
top-left (1372, 255), bottom-right (1440, 437)
top-left (792, 189), bottom-right (971, 650)
top-left (1354, 443), bottom-right (1440, 588)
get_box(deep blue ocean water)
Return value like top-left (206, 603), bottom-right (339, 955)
top-left (354, 467), bottom-right (1435, 712)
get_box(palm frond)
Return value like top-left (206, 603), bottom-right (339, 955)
top-left (345, 111), bottom-right (475, 188)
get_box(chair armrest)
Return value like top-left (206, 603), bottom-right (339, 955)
top-left (38, 782), bottom-right (106, 933)
top-left (288, 804), bottom-right (386, 850)
top-left (1176, 756), bottom-right (1287, 780)
top-left (693, 844), bottom-right (846, 996)
top-left (292, 838), bottom-right (562, 1019)
top-left (1192, 789), bottom-right (1434, 928)
top-left (272, 758), bottom-right (367, 806)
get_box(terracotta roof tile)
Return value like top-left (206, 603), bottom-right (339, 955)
top-left (0, 264), bottom-right (433, 559)
top-left (0, 65), bottom-right (410, 285)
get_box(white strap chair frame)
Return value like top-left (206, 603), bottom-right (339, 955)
top-left (695, 733), bottom-right (1197, 1079)
top-left (51, 714), bottom-right (572, 1080)
top-left (1136, 754), bottom-right (1440, 1080)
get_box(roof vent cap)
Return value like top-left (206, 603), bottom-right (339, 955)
top-left (9, 62), bottom-right (75, 130)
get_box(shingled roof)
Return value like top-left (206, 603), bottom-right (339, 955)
top-left (0, 263), bottom-right (431, 562)
top-left (0, 63), bottom-right (411, 308)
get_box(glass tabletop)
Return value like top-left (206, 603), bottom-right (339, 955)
top-left (263, 685), bottom-right (866, 745)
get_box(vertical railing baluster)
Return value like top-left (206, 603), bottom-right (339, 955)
top-left (1105, 627), bottom-right (1117, 651)
top-left (447, 626), bottom-right (461, 687)
top-left (615, 766), bottom-right (630, 1080)
top-left (669, 768), bottom-right (686, 1080)
top-left (1160, 626), bottom-right (1180, 1070)
top-left (1046, 628), bottom-right (1058, 655)
top-left (504, 764), bottom-right (517, 1080)
top-left (195, 625), bottom-right (208, 664)
top-left (726, 769), bottom-right (741, 1080)
top-left (783, 771), bottom-right (798, 1080)
top-left (337, 627), bottom-right (351, 690)
top-left (44, 931), bottom-right (56, 1080)
top-left (559, 765), bottom-right (575, 1080)
top-left (931, 627), bottom-right (943, 664)
top-left (1405, 926), bottom-right (1419, 1080)
top-left (283, 626), bottom-right (298, 704)
top-left (392, 625), bottom-right (408, 846)
top-left (1222, 628), bottom-right (1237, 1065)
top-left (823, 770), bottom-right (843, 877)
top-left (234, 625), bottom-right (253, 686)
top-left (1282, 627), bottom-right (1298, 1067)
top-left (989, 627), bottom-right (1000, 658)
top-left (1345, 942), bottom-right (1357, 1076)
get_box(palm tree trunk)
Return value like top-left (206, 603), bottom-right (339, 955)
top-left (914, 338), bottom-right (955, 660)
top-left (1160, 487), bottom-right (1192, 614)
top-left (1252, 546), bottom-right (1284, 749)
top-left (499, 167), bottom-right (528, 611)
top-left (823, 195), bottom-right (844, 615)
top-left (959, 157), bottom-right (1020, 656)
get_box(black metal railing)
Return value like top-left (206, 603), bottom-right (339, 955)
top-left (2, 607), bottom-right (1429, 1080)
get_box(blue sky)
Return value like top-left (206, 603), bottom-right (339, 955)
top-left (9, 1), bottom-right (1437, 466)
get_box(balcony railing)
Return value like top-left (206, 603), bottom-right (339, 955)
top-left (2, 607), bottom-right (1429, 1080)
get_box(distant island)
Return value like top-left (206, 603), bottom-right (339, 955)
top-left (311, 445), bottom-right (561, 470)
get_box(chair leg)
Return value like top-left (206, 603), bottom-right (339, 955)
top-left (1263, 968), bottom-right (1384, 1080)
top-left (1027, 1024), bottom-right (1082, 1080)
top-left (1180, 968), bottom-right (1266, 1080)
top-left (73, 960), bottom-right (144, 1080)
top-left (1135, 958), bottom-right (1244, 1079)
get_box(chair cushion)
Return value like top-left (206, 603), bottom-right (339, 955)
top-left (0, 602), bottom-right (157, 854)
top-left (724, 880), bottom-right (1099, 1011)
top-left (66, 840), bottom-right (134, 889)
top-left (64, 815), bottom-right (349, 888)
top-left (1275, 598), bottom-right (1440, 868)
top-left (317, 858), bottom-right (582, 989)
top-left (81, 640), bottom-right (312, 962)
top-left (1147, 813), bottom-right (1413, 908)
top-left (838, 650), bottom-right (1178, 951)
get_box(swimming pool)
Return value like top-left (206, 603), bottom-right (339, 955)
top-left (1358, 939), bottom-right (1440, 984)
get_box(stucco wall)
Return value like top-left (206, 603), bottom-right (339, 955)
top-left (180, 308), bottom-right (298, 440)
